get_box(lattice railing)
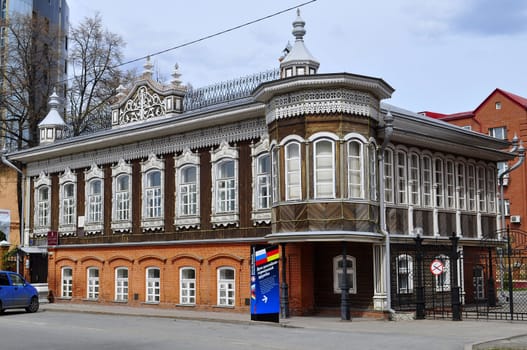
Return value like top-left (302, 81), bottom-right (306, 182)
top-left (183, 68), bottom-right (280, 111)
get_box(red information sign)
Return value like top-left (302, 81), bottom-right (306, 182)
top-left (47, 231), bottom-right (58, 246)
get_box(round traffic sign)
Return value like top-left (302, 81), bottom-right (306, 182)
top-left (430, 259), bottom-right (444, 275)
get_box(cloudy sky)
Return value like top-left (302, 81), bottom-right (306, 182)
top-left (66, 0), bottom-right (527, 114)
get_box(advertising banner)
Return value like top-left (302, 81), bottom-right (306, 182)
top-left (250, 244), bottom-right (280, 323)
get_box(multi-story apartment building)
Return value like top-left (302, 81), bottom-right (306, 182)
top-left (6, 12), bottom-right (517, 318)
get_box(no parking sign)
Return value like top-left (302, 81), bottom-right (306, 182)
top-left (430, 259), bottom-right (444, 275)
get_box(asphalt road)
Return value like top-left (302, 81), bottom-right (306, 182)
top-left (0, 309), bottom-right (502, 350)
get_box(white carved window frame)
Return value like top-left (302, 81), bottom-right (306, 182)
top-left (310, 132), bottom-right (338, 199)
top-left (210, 141), bottom-right (239, 228)
top-left (251, 135), bottom-right (271, 225)
top-left (58, 167), bottom-right (77, 236)
top-left (33, 172), bottom-right (51, 237)
top-left (174, 148), bottom-right (201, 230)
top-left (281, 135), bottom-right (304, 201)
top-left (344, 133), bottom-right (368, 200)
top-left (141, 154), bottom-right (165, 232)
top-left (84, 164), bottom-right (104, 235)
top-left (271, 143), bottom-right (280, 205)
top-left (111, 159), bottom-right (133, 233)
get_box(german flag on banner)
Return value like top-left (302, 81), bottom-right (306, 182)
top-left (255, 246), bottom-right (280, 266)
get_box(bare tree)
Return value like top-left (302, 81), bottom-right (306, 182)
top-left (67, 13), bottom-right (126, 136)
top-left (0, 13), bottom-right (61, 150)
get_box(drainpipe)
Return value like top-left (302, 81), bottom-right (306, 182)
top-left (499, 138), bottom-right (524, 232)
top-left (0, 149), bottom-right (25, 274)
top-left (379, 111), bottom-right (395, 317)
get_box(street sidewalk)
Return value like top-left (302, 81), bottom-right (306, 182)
top-left (40, 302), bottom-right (527, 349)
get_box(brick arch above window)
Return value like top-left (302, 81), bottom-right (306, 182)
top-left (170, 253), bottom-right (203, 264)
top-left (56, 257), bottom-right (78, 264)
top-left (137, 255), bottom-right (167, 265)
top-left (207, 253), bottom-right (244, 265)
top-left (80, 256), bottom-right (105, 264)
top-left (108, 255), bottom-right (135, 265)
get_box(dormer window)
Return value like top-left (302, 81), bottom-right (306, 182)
top-left (297, 67), bottom-right (305, 75)
top-left (285, 68), bottom-right (293, 78)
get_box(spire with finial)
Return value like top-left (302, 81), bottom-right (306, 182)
top-left (171, 63), bottom-right (182, 87)
top-left (142, 56), bottom-right (154, 79)
top-left (279, 9), bottom-right (319, 78)
top-left (38, 89), bottom-right (66, 145)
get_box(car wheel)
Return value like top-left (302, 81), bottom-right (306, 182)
top-left (25, 296), bottom-right (39, 313)
top-left (0, 300), bottom-right (4, 314)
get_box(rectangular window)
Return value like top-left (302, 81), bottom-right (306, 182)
top-left (369, 144), bottom-right (377, 201)
top-left (503, 199), bottom-right (511, 216)
top-left (285, 143), bottom-right (301, 200)
top-left (115, 268), bottom-right (128, 302)
top-left (217, 267), bottom-right (235, 306)
top-left (146, 268), bottom-right (160, 303)
top-left (87, 268), bottom-right (99, 300)
top-left (315, 140), bottom-right (335, 198)
top-left (180, 268), bottom-right (196, 305)
top-left (489, 126), bottom-right (506, 139)
top-left (61, 267), bottom-right (73, 298)
top-left (397, 254), bottom-right (414, 294)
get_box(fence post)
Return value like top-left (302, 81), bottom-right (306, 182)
top-left (450, 232), bottom-right (462, 321)
top-left (414, 235), bottom-right (425, 319)
top-left (487, 246), bottom-right (496, 307)
top-left (507, 227), bottom-right (514, 320)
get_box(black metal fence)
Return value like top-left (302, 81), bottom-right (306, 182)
top-left (391, 229), bottom-right (527, 321)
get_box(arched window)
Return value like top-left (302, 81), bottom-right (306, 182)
top-left (62, 182), bottom-right (76, 225)
top-left (87, 267), bottom-right (99, 300)
top-left (285, 142), bottom-right (301, 200)
top-left (396, 150), bottom-right (407, 204)
top-left (217, 267), bottom-right (235, 306)
top-left (255, 154), bottom-right (271, 209)
top-left (348, 140), bottom-right (363, 198)
top-left (36, 186), bottom-right (50, 227)
top-left (87, 179), bottom-right (103, 223)
top-left (179, 165), bottom-right (198, 216)
top-left (409, 152), bottom-right (420, 206)
top-left (434, 254), bottom-right (450, 292)
top-left (369, 144), bottom-right (378, 201)
top-left (434, 158), bottom-right (444, 208)
top-left (271, 147), bottom-right (280, 204)
top-left (384, 148), bottom-right (394, 203)
top-left (115, 174), bottom-right (131, 221)
top-left (445, 159), bottom-right (455, 209)
top-left (314, 139), bottom-right (335, 198)
top-left (146, 267), bottom-right (161, 303)
top-left (145, 170), bottom-right (162, 218)
top-left (115, 267), bottom-right (129, 302)
top-left (180, 267), bottom-right (196, 305)
top-left (456, 162), bottom-right (466, 210)
top-left (467, 164), bottom-right (476, 211)
top-left (333, 255), bottom-right (356, 294)
top-left (396, 254), bottom-right (414, 294)
top-left (216, 160), bottom-right (236, 213)
top-left (61, 267), bottom-right (73, 298)
top-left (421, 155), bottom-right (433, 207)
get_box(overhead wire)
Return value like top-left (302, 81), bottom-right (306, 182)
top-left (58, 0), bottom-right (317, 86)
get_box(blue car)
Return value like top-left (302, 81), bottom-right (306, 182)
top-left (0, 271), bottom-right (39, 314)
